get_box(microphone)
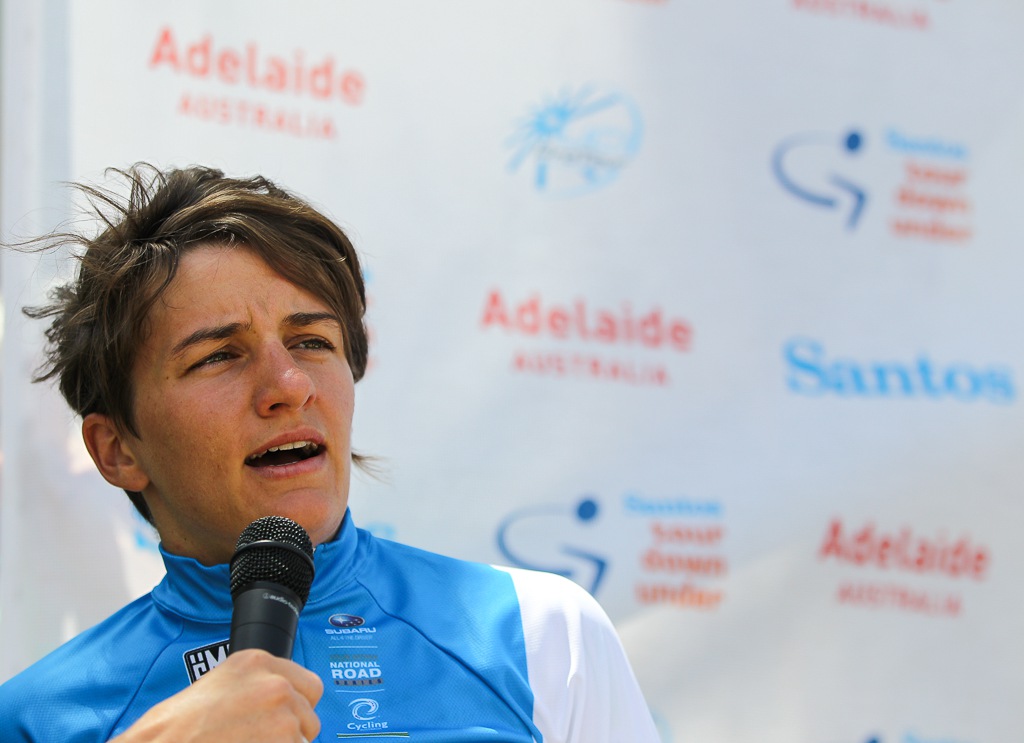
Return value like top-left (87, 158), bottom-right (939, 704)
top-left (229, 516), bottom-right (315, 659)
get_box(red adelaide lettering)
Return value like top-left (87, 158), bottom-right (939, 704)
top-left (818, 518), bottom-right (989, 580)
top-left (149, 26), bottom-right (364, 105)
top-left (481, 289), bottom-right (692, 352)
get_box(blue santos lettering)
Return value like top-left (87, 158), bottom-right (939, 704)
top-left (903, 732), bottom-right (971, 743)
top-left (783, 338), bottom-right (1015, 404)
top-left (623, 492), bottom-right (722, 517)
top-left (784, 337), bottom-right (830, 395)
top-left (885, 128), bottom-right (968, 160)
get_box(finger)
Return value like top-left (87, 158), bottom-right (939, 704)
top-left (296, 696), bottom-right (321, 742)
top-left (223, 652), bottom-right (322, 737)
top-left (264, 663), bottom-right (319, 740)
top-left (272, 659), bottom-right (324, 706)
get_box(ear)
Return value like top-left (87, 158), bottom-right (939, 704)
top-left (82, 413), bottom-right (151, 492)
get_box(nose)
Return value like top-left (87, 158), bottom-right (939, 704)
top-left (254, 343), bottom-right (316, 416)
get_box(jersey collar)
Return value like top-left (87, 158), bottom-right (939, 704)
top-left (151, 509), bottom-right (364, 622)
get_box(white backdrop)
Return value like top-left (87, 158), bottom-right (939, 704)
top-left (3, 2), bottom-right (1024, 742)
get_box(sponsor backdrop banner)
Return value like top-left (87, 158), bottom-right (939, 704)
top-left (2, 1), bottom-right (1024, 741)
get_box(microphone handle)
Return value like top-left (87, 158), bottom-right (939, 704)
top-left (229, 581), bottom-right (303, 658)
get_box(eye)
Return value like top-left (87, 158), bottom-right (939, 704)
top-left (188, 349), bottom-right (235, 372)
top-left (294, 337), bottom-right (337, 352)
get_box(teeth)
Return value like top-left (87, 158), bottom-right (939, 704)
top-left (247, 441), bottom-right (318, 463)
top-left (265, 441), bottom-right (313, 453)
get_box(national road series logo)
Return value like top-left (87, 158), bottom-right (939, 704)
top-left (506, 86), bottom-right (643, 197)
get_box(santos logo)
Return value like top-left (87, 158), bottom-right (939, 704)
top-left (784, 338), bottom-right (1015, 404)
top-left (772, 125), bottom-right (973, 242)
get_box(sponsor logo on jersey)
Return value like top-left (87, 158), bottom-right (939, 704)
top-left (349, 697), bottom-right (380, 721)
top-left (340, 698), bottom-right (405, 735)
top-left (329, 613), bottom-right (366, 628)
top-left (327, 653), bottom-right (385, 687)
top-left (325, 614), bottom-right (377, 636)
top-left (330, 653), bottom-right (384, 684)
top-left (332, 664), bottom-right (384, 684)
top-left (183, 639), bottom-right (230, 684)
top-left (325, 626), bottom-right (378, 635)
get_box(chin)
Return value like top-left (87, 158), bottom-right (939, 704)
top-left (285, 502), bottom-right (346, 547)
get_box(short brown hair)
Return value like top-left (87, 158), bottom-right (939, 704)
top-left (25, 164), bottom-right (368, 522)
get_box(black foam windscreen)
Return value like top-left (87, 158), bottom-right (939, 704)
top-left (229, 516), bottom-right (315, 604)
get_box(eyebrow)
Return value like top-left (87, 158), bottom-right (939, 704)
top-left (170, 312), bottom-right (344, 358)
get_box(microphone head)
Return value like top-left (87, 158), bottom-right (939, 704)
top-left (229, 516), bottom-right (315, 605)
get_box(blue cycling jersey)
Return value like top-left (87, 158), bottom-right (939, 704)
top-left (0, 511), bottom-right (659, 742)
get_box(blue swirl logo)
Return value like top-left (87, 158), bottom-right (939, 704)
top-left (507, 85), bottom-right (643, 197)
top-left (349, 698), bottom-right (379, 721)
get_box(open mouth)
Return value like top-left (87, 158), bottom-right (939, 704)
top-left (245, 441), bottom-right (324, 468)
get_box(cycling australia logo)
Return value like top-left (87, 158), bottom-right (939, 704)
top-left (344, 697), bottom-right (405, 736)
top-left (771, 126), bottom-right (973, 243)
top-left (349, 698), bottom-right (379, 722)
top-left (497, 496), bottom-right (609, 595)
top-left (506, 85), bottom-right (643, 197)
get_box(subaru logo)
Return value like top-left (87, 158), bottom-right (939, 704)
top-left (329, 613), bottom-right (365, 628)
